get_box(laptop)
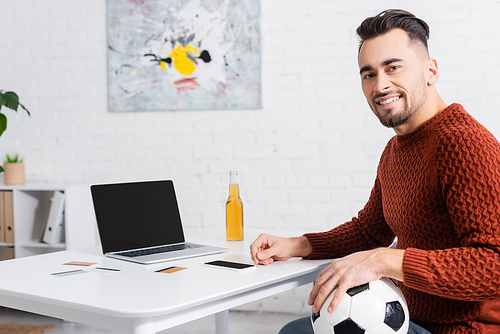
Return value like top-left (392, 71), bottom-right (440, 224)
top-left (90, 180), bottom-right (227, 264)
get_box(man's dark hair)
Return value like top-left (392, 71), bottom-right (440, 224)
top-left (356, 9), bottom-right (430, 54)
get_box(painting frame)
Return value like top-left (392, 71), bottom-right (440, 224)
top-left (106, 0), bottom-right (262, 112)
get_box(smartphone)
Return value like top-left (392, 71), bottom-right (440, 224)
top-left (204, 260), bottom-right (255, 271)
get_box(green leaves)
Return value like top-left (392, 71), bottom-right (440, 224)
top-left (0, 90), bottom-right (31, 137)
top-left (1, 91), bottom-right (19, 111)
top-left (0, 113), bottom-right (6, 137)
top-left (4, 154), bottom-right (22, 164)
top-left (0, 90), bottom-right (30, 116)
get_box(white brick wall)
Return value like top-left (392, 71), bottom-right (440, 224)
top-left (1, 0), bottom-right (499, 315)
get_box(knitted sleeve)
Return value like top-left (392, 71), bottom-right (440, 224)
top-left (403, 115), bottom-right (500, 300)
top-left (303, 177), bottom-right (396, 259)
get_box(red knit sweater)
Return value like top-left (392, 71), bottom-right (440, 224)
top-left (304, 104), bottom-right (500, 334)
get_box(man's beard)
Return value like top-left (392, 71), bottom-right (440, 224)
top-left (370, 78), bottom-right (428, 129)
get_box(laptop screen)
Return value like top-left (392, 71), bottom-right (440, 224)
top-left (91, 180), bottom-right (185, 254)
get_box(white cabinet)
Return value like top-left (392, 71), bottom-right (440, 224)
top-left (0, 183), bottom-right (99, 260)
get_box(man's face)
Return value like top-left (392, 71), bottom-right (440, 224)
top-left (358, 29), bottom-right (429, 129)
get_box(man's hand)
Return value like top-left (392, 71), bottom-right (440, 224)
top-left (249, 234), bottom-right (313, 265)
top-left (308, 248), bottom-right (405, 314)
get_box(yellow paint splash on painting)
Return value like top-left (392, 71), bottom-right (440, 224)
top-left (160, 61), bottom-right (167, 72)
top-left (169, 44), bottom-right (200, 75)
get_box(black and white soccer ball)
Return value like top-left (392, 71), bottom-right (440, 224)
top-left (311, 277), bottom-right (409, 334)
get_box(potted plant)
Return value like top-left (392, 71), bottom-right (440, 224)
top-left (0, 90), bottom-right (30, 182)
top-left (3, 154), bottom-right (25, 185)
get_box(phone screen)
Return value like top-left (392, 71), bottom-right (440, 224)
top-left (205, 260), bottom-right (255, 270)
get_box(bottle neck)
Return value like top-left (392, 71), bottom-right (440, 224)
top-left (228, 171), bottom-right (240, 198)
top-left (229, 171), bottom-right (239, 185)
top-left (229, 184), bottom-right (239, 197)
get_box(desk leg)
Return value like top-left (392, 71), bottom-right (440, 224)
top-left (215, 310), bottom-right (229, 334)
top-left (130, 319), bottom-right (155, 334)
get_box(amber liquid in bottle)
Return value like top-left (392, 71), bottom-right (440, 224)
top-left (226, 171), bottom-right (243, 241)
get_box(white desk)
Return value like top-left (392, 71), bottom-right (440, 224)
top-left (0, 228), bottom-right (331, 334)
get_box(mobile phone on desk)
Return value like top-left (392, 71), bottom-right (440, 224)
top-left (204, 260), bottom-right (255, 271)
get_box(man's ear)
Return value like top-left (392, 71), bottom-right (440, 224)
top-left (427, 58), bottom-right (439, 86)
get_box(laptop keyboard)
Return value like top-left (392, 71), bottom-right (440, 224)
top-left (119, 243), bottom-right (201, 258)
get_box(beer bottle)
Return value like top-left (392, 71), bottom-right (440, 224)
top-left (226, 171), bottom-right (243, 241)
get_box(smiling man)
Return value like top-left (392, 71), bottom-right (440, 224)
top-left (358, 26), bottom-right (447, 136)
top-left (250, 9), bottom-right (500, 334)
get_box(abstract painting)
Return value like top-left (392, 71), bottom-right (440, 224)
top-left (107, 0), bottom-right (261, 112)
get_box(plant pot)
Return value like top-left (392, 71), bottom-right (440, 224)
top-left (4, 162), bottom-right (25, 185)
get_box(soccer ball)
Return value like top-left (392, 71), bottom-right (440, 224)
top-left (311, 278), bottom-right (409, 334)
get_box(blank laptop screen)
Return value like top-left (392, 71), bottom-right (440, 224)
top-left (91, 180), bottom-right (185, 254)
